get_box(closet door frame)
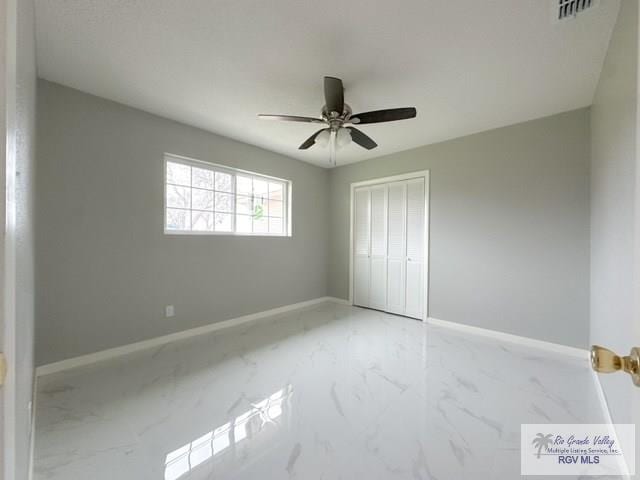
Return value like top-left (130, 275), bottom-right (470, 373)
top-left (348, 170), bottom-right (430, 321)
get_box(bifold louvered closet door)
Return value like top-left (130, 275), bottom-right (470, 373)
top-left (353, 177), bottom-right (425, 320)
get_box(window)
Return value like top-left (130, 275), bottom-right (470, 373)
top-left (164, 154), bottom-right (290, 236)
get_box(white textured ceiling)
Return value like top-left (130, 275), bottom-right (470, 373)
top-left (35, 0), bottom-right (619, 167)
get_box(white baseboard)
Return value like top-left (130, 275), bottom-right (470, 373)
top-left (36, 296), bottom-right (342, 377)
top-left (36, 299), bottom-right (588, 378)
top-left (325, 296), bottom-right (351, 305)
top-left (426, 317), bottom-right (589, 359)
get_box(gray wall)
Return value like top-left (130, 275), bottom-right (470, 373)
top-left (36, 84), bottom-right (593, 362)
top-left (590, 0), bottom-right (637, 425)
top-left (35, 80), bottom-right (329, 365)
top-left (328, 109), bottom-right (591, 348)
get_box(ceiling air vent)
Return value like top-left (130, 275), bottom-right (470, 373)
top-left (556, 0), bottom-right (597, 20)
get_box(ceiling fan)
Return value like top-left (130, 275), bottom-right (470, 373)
top-left (258, 76), bottom-right (417, 165)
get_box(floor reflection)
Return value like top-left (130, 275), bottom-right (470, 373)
top-left (164, 385), bottom-right (294, 480)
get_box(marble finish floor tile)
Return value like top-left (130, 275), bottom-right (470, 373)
top-left (34, 303), bottom-right (606, 479)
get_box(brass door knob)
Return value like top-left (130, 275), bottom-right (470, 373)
top-left (590, 345), bottom-right (640, 386)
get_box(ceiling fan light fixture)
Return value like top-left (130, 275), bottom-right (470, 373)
top-left (315, 129), bottom-right (331, 147)
top-left (336, 128), bottom-right (352, 148)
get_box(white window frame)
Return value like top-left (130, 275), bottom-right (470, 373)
top-left (163, 153), bottom-right (292, 237)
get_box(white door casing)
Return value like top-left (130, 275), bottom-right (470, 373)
top-left (0, 0), bottom-right (18, 478)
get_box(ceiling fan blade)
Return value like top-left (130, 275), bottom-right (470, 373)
top-left (347, 127), bottom-right (378, 150)
top-left (258, 114), bottom-right (325, 124)
top-left (299, 128), bottom-right (329, 150)
top-left (324, 77), bottom-right (344, 114)
top-left (350, 107), bottom-right (416, 124)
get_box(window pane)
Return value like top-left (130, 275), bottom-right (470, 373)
top-left (253, 178), bottom-right (268, 196)
top-left (215, 172), bottom-right (232, 193)
top-left (192, 188), bottom-right (213, 211)
top-left (269, 217), bottom-right (283, 234)
top-left (192, 211), bottom-right (214, 231)
top-left (236, 195), bottom-right (252, 215)
top-left (215, 213), bottom-right (232, 232)
top-left (167, 162), bottom-right (191, 186)
top-left (236, 175), bottom-right (252, 196)
top-left (166, 185), bottom-right (191, 209)
top-left (253, 216), bottom-right (268, 233)
top-left (236, 214), bottom-right (251, 233)
top-left (165, 457), bottom-right (190, 480)
top-left (166, 208), bottom-right (190, 230)
top-left (192, 167), bottom-right (214, 189)
top-left (269, 182), bottom-right (283, 200)
top-left (268, 199), bottom-right (283, 218)
top-left (234, 422), bottom-right (247, 442)
top-left (190, 442), bottom-right (212, 468)
top-left (253, 196), bottom-right (266, 219)
top-left (214, 192), bottom-right (233, 213)
top-left (166, 444), bottom-right (190, 464)
top-left (213, 431), bottom-right (230, 455)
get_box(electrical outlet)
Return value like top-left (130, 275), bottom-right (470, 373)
top-left (165, 305), bottom-right (175, 317)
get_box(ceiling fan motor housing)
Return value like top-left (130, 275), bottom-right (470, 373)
top-left (322, 104), bottom-right (352, 131)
